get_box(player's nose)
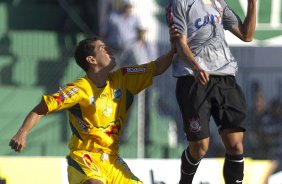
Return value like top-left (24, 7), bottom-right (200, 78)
top-left (105, 46), bottom-right (114, 56)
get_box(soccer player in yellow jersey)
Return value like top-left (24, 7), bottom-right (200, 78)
top-left (9, 31), bottom-right (178, 184)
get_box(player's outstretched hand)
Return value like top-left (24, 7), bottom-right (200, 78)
top-left (169, 26), bottom-right (180, 43)
top-left (169, 26), bottom-right (180, 53)
top-left (9, 131), bottom-right (27, 152)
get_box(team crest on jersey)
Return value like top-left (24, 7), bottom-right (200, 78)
top-left (103, 107), bottom-right (112, 118)
top-left (82, 153), bottom-right (99, 173)
top-left (90, 96), bottom-right (95, 105)
top-left (214, 0), bottom-right (223, 12)
top-left (113, 89), bottom-right (122, 100)
top-left (188, 116), bottom-right (202, 133)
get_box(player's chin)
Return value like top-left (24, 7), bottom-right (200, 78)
top-left (110, 55), bottom-right (115, 62)
top-left (110, 57), bottom-right (116, 68)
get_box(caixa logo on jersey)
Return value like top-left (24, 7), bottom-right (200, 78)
top-left (127, 67), bottom-right (146, 73)
top-left (113, 89), bottom-right (122, 100)
top-left (121, 67), bottom-right (147, 75)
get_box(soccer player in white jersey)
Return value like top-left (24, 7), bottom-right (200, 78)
top-left (166, 0), bottom-right (256, 183)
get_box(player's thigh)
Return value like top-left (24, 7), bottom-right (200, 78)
top-left (113, 157), bottom-right (143, 184)
top-left (67, 152), bottom-right (107, 184)
top-left (213, 76), bottom-right (247, 132)
top-left (67, 165), bottom-right (106, 184)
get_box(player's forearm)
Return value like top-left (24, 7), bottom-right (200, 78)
top-left (10, 100), bottom-right (49, 152)
top-left (242, 0), bottom-right (257, 41)
top-left (154, 48), bottom-right (175, 76)
top-left (18, 111), bottom-right (44, 134)
top-left (9, 108), bottom-right (45, 152)
top-left (17, 101), bottom-right (48, 135)
top-left (177, 35), bottom-right (201, 72)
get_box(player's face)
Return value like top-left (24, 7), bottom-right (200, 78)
top-left (124, 5), bottom-right (133, 16)
top-left (94, 40), bottom-right (116, 70)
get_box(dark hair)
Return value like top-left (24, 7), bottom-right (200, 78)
top-left (74, 37), bottom-right (100, 72)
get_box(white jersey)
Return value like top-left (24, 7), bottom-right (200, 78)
top-left (166, 0), bottom-right (242, 76)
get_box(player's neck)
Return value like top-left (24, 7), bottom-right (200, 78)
top-left (87, 71), bottom-right (108, 88)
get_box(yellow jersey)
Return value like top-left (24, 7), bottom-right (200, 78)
top-left (43, 62), bottom-right (156, 155)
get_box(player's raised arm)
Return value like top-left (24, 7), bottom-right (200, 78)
top-left (154, 27), bottom-right (179, 76)
top-left (229, 0), bottom-right (257, 42)
top-left (9, 99), bottom-right (48, 152)
top-left (154, 48), bottom-right (175, 76)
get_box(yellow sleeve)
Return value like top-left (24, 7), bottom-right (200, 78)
top-left (42, 83), bottom-right (81, 114)
top-left (119, 61), bottom-right (156, 94)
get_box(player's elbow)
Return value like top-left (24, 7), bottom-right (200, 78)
top-left (242, 35), bottom-right (253, 42)
top-left (242, 29), bottom-right (255, 42)
top-left (237, 25), bottom-right (255, 42)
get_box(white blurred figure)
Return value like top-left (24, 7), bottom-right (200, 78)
top-left (104, 0), bottom-right (141, 56)
top-left (119, 25), bottom-right (158, 67)
top-left (168, 120), bottom-right (178, 148)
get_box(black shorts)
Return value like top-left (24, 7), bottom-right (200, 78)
top-left (176, 75), bottom-right (247, 141)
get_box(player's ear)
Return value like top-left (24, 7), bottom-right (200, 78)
top-left (86, 56), bottom-right (97, 64)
